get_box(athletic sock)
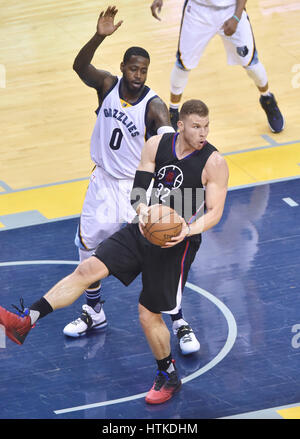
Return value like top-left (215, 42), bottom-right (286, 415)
top-left (29, 297), bottom-right (53, 324)
top-left (261, 90), bottom-right (271, 97)
top-left (156, 354), bottom-right (175, 374)
top-left (169, 103), bottom-right (180, 110)
top-left (171, 309), bottom-right (183, 322)
top-left (85, 286), bottom-right (102, 310)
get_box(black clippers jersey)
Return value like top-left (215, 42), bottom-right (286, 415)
top-left (151, 132), bottom-right (218, 228)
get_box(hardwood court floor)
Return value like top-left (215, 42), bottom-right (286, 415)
top-left (0, 0), bottom-right (300, 423)
top-left (0, 0), bottom-right (300, 190)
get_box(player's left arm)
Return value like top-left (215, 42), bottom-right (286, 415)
top-left (223, 0), bottom-right (247, 36)
top-left (146, 97), bottom-right (174, 135)
top-left (163, 153), bottom-right (228, 247)
top-left (189, 152), bottom-right (229, 236)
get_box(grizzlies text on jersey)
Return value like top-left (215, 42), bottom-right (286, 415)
top-left (90, 77), bottom-right (158, 179)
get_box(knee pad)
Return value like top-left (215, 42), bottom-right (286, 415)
top-left (170, 63), bottom-right (190, 95)
top-left (244, 61), bottom-right (268, 88)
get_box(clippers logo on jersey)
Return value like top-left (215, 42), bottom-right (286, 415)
top-left (157, 165), bottom-right (184, 189)
top-left (154, 165), bottom-right (184, 205)
top-left (103, 107), bottom-right (139, 137)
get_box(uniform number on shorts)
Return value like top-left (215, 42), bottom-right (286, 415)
top-left (109, 128), bottom-right (123, 150)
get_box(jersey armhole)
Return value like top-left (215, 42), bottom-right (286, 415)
top-left (95, 76), bottom-right (119, 115)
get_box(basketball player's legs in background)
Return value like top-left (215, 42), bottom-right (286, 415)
top-left (220, 9), bottom-right (284, 133)
top-left (63, 167), bottom-right (133, 337)
top-left (169, 3), bottom-right (284, 133)
top-left (169, 1), bottom-right (214, 129)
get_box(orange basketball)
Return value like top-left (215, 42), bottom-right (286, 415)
top-left (142, 204), bottom-right (182, 246)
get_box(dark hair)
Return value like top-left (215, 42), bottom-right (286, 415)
top-left (179, 99), bottom-right (209, 119)
top-left (123, 47), bottom-right (150, 64)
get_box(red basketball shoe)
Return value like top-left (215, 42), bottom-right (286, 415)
top-left (145, 368), bottom-right (182, 404)
top-left (0, 304), bottom-right (33, 345)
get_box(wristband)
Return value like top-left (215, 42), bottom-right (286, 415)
top-left (233, 15), bottom-right (240, 23)
top-left (130, 170), bottom-right (153, 209)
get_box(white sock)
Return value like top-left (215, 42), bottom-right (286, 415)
top-left (29, 310), bottom-right (40, 325)
top-left (261, 90), bottom-right (271, 97)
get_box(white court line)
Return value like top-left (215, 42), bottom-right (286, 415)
top-left (54, 281), bottom-right (237, 414)
top-left (282, 197), bottom-right (299, 207)
top-left (0, 261), bottom-right (237, 415)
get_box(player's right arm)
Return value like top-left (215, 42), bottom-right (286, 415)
top-left (131, 135), bottom-right (162, 226)
top-left (73, 6), bottom-right (123, 92)
top-left (150, 0), bottom-right (164, 21)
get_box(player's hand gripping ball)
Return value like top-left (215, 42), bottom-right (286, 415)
top-left (142, 204), bottom-right (182, 246)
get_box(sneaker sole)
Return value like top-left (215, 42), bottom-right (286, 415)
top-left (63, 321), bottom-right (108, 338)
top-left (180, 341), bottom-right (200, 356)
top-left (145, 380), bottom-right (182, 405)
top-left (6, 329), bottom-right (25, 345)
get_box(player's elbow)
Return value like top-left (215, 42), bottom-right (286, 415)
top-left (73, 60), bottom-right (82, 75)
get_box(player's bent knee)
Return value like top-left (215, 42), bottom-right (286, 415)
top-left (75, 257), bottom-right (109, 287)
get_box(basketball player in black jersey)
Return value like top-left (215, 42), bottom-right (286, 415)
top-left (66, 5), bottom-right (200, 355)
top-left (0, 99), bottom-right (229, 404)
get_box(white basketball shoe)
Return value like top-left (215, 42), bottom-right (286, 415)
top-left (173, 320), bottom-right (200, 355)
top-left (63, 304), bottom-right (107, 337)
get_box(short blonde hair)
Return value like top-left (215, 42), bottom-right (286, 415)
top-left (179, 99), bottom-right (209, 119)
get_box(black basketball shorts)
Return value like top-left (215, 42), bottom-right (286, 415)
top-left (93, 222), bottom-right (201, 314)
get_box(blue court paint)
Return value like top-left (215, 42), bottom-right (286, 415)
top-left (0, 179), bottom-right (300, 419)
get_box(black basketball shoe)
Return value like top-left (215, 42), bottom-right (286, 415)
top-left (169, 107), bottom-right (179, 132)
top-left (259, 93), bottom-right (284, 133)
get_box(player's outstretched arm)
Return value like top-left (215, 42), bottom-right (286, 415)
top-left (73, 6), bottom-right (123, 90)
top-left (150, 0), bottom-right (164, 21)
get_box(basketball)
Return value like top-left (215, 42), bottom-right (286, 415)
top-left (142, 204), bottom-right (182, 246)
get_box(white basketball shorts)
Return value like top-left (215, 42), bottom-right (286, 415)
top-left (177, 1), bottom-right (257, 70)
top-left (76, 165), bottom-right (136, 251)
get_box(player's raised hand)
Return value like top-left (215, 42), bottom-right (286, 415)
top-left (96, 6), bottom-right (123, 37)
top-left (150, 0), bottom-right (163, 21)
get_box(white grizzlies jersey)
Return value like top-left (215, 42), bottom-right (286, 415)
top-left (194, 0), bottom-right (236, 7)
top-left (90, 77), bottom-right (157, 179)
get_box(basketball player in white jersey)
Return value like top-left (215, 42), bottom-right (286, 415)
top-left (150, 0), bottom-right (284, 133)
top-left (63, 6), bottom-right (200, 355)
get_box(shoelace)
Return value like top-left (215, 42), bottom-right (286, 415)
top-left (73, 300), bottom-right (106, 325)
top-left (264, 98), bottom-right (280, 118)
top-left (181, 333), bottom-right (193, 344)
top-left (154, 370), bottom-right (169, 390)
top-left (11, 297), bottom-right (29, 318)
